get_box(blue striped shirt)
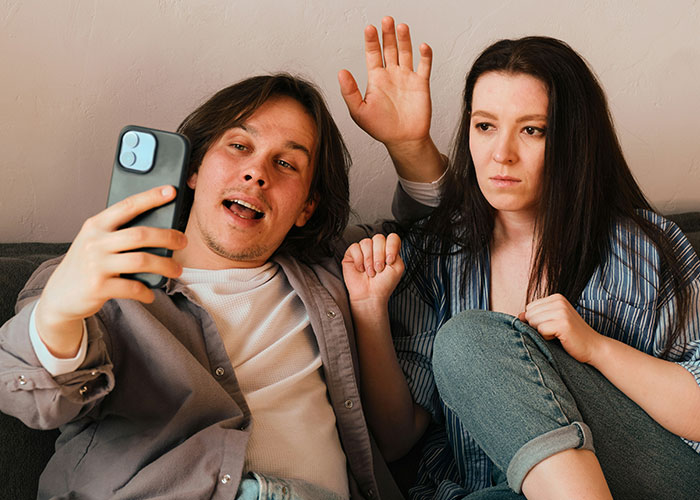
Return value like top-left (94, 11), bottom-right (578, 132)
top-left (388, 211), bottom-right (700, 498)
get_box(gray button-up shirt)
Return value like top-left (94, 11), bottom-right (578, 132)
top-left (0, 248), bottom-right (401, 499)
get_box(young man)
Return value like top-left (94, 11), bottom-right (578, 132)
top-left (0, 75), bottom-right (400, 500)
top-left (1, 14), bottom-right (447, 497)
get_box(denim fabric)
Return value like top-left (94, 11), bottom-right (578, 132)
top-left (432, 310), bottom-right (700, 499)
top-left (236, 472), bottom-right (347, 500)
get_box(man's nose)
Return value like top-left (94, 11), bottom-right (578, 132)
top-left (241, 158), bottom-right (268, 187)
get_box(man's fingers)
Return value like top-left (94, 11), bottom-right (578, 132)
top-left (396, 23), bottom-right (414, 70)
top-left (106, 252), bottom-right (183, 280)
top-left (359, 238), bottom-right (376, 277)
top-left (372, 234), bottom-right (387, 272)
top-left (338, 70), bottom-right (364, 116)
top-left (103, 226), bottom-right (187, 254)
top-left (342, 243), bottom-right (366, 274)
top-left (417, 43), bottom-right (433, 80)
top-left (99, 185), bottom-right (177, 231)
top-left (101, 277), bottom-right (156, 304)
top-left (380, 16), bottom-right (399, 67)
top-left (385, 233), bottom-right (401, 265)
top-left (364, 24), bottom-right (383, 70)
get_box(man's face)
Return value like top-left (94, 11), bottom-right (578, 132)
top-left (180, 96), bottom-right (317, 269)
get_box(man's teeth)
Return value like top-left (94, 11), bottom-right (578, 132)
top-left (225, 199), bottom-right (264, 219)
top-left (232, 199), bottom-right (263, 214)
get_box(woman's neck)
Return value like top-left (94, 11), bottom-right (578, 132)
top-left (492, 210), bottom-right (537, 248)
top-left (488, 210), bottom-right (538, 315)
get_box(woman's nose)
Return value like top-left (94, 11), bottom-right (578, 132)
top-left (493, 134), bottom-right (518, 164)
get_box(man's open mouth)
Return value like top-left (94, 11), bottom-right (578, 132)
top-left (223, 199), bottom-right (265, 220)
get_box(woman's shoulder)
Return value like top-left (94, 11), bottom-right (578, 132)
top-left (607, 209), bottom-right (700, 282)
top-left (612, 210), bottom-right (696, 254)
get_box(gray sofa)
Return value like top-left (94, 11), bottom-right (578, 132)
top-left (1, 213), bottom-right (699, 500)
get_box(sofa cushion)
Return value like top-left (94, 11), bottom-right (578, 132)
top-left (0, 243), bottom-right (69, 500)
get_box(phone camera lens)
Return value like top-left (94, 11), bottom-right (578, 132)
top-left (120, 151), bottom-right (137, 166)
top-left (123, 131), bottom-right (139, 148)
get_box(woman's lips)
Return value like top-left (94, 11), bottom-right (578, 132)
top-left (490, 175), bottom-right (521, 187)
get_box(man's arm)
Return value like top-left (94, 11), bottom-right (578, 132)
top-left (35, 185), bottom-right (186, 358)
top-left (342, 234), bottom-right (430, 461)
top-left (339, 16), bottom-right (445, 183)
top-left (0, 186), bottom-right (186, 428)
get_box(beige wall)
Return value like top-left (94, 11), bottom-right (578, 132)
top-left (2, 0), bottom-right (699, 242)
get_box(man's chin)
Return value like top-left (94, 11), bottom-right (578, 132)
top-left (205, 235), bottom-right (269, 267)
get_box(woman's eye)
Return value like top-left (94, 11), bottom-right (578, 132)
top-left (523, 126), bottom-right (545, 137)
top-left (475, 122), bottom-right (492, 131)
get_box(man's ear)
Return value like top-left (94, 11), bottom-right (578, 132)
top-left (294, 193), bottom-right (318, 227)
top-left (186, 172), bottom-right (198, 190)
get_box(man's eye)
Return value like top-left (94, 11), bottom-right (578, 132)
top-left (277, 159), bottom-right (295, 170)
top-left (230, 143), bottom-right (246, 150)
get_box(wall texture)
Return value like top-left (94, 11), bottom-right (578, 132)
top-left (2, 0), bottom-right (699, 242)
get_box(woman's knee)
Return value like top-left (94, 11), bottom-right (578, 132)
top-left (432, 310), bottom-right (517, 383)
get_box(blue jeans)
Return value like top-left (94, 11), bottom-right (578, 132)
top-left (236, 472), bottom-right (347, 500)
top-left (432, 310), bottom-right (700, 499)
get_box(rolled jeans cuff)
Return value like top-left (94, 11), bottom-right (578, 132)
top-left (237, 471), bottom-right (347, 500)
top-left (507, 420), bottom-right (595, 493)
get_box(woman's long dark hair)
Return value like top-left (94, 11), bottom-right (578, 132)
top-left (408, 36), bottom-right (690, 358)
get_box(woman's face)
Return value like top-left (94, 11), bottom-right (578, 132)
top-left (469, 71), bottom-right (548, 218)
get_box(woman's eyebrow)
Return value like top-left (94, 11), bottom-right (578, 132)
top-left (516, 114), bottom-right (547, 123)
top-left (471, 110), bottom-right (546, 123)
top-left (470, 110), bottom-right (497, 119)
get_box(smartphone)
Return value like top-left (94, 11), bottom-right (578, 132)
top-left (107, 125), bottom-right (190, 288)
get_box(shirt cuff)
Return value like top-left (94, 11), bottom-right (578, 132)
top-left (29, 301), bottom-right (88, 376)
top-left (398, 170), bottom-right (446, 208)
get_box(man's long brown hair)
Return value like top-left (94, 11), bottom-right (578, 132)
top-left (177, 74), bottom-right (351, 264)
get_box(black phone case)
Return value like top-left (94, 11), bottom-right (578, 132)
top-left (107, 125), bottom-right (190, 288)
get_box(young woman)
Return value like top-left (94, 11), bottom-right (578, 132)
top-left (340, 18), bottom-right (700, 500)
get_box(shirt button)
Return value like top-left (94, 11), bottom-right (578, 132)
top-left (326, 310), bottom-right (336, 319)
top-left (344, 399), bottom-right (353, 409)
top-left (367, 488), bottom-right (375, 497)
top-left (221, 474), bottom-right (231, 484)
top-left (18, 375), bottom-right (27, 385)
top-left (90, 370), bottom-right (97, 376)
top-left (215, 367), bottom-right (225, 377)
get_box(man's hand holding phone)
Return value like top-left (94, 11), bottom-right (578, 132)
top-left (34, 186), bottom-right (187, 359)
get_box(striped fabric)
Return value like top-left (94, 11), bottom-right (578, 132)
top-left (388, 211), bottom-right (700, 498)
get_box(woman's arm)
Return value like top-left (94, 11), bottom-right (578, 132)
top-left (521, 293), bottom-right (700, 441)
top-left (338, 16), bottom-right (445, 183)
top-left (590, 334), bottom-right (700, 441)
top-left (342, 234), bottom-right (430, 460)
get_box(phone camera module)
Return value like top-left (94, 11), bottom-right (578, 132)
top-left (118, 130), bottom-right (156, 172)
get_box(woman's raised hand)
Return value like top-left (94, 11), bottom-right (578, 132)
top-left (339, 17), bottom-right (444, 182)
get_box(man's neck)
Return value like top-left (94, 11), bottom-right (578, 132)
top-left (173, 244), bottom-right (271, 271)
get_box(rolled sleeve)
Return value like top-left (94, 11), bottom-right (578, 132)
top-left (29, 300), bottom-right (88, 376)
